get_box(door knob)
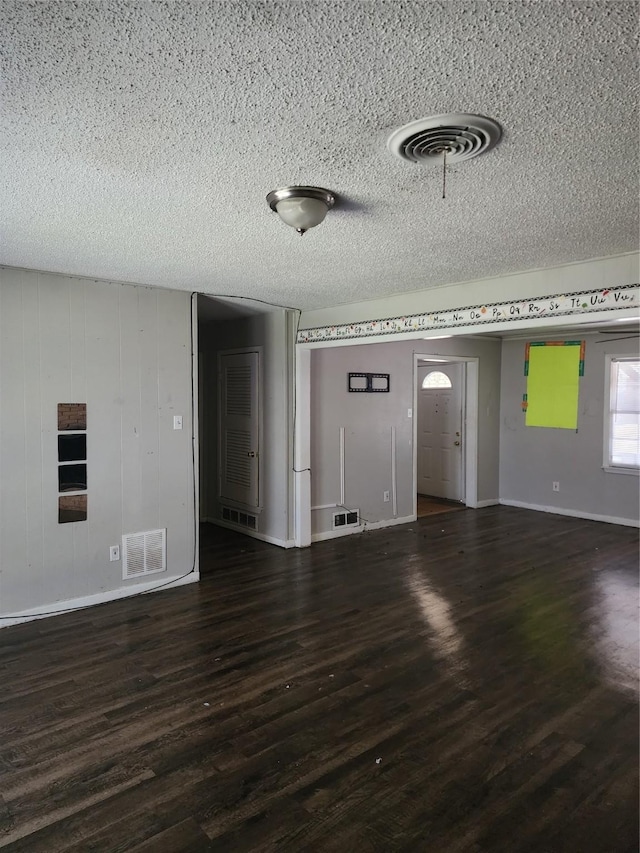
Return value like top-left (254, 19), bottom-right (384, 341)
top-left (454, 440), bottom-right (460, 446)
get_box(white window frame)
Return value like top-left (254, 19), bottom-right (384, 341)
top-left (603, 355), bottom-right (640, 475)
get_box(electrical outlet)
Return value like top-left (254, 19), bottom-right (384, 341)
top-left (383, 490), bottom-right (390, 502)
top-left (552, 481), bottom-right (560, 492)
top-left (109, 545), bottom-right (120, 562)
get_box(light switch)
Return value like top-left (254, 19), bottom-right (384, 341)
top-left (173, 415), bottom-right (183, 430)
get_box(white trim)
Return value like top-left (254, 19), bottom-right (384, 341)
top-left (339, 426), bottom-right (346, 506)
top-left (603, 354), bottom-right (640, 472)
top-left (206, 518), bottom-right (295, 548)
top-left (294, 348), bottom-right (312, 547)
top-left (286, 309), bottom-right (298, 543)
top-left (464, 361), bottom-right (478, 505)
top-left (0, 572), bottom-right (200, 629)
top-left (472, 498), bottom-right (500, 508)
top-left (391, 426), bottom-right (398, 517)
top-left (191, 293), bottom-right (200, 579)
top-left (604, 354), bottom-right (614, 469)
top-left (499, 499), bottom-right (639, 528)
top-left (502, 327), bottom-right (640, 341)
top-left (311, 514), bottom-right (416, 542)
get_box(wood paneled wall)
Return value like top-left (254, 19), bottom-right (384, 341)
top-left (0, 268), bottom-right (196, 617)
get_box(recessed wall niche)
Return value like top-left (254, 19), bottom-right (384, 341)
top-left (58, 494), bottom-right (87, 524)
top-left (58, 433), bottom-right (86, 463)
top-left (58, 403), bottom-right (86, 431)
top-left (57, 403), bottom-right (87, 523)
top-left (58, 463), bottom-right (87, 493)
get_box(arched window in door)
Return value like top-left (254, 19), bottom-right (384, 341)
top-left (422, 371), bottom-right (452, 389)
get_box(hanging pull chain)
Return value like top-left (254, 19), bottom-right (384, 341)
top-left (442, 148), bottom-right (448, 199)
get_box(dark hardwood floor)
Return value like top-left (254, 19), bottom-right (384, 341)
top-left (0, 507), bottom-right (638, 852)
top-left (417, 494), bottom-right (466, 518)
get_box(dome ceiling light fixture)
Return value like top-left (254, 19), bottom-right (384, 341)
top-left (387, 113), bottom-right (502, 198)
top-left (267, 185), bottom-right (336, 236)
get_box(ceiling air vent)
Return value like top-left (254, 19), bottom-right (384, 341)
top-left (388, 113), bottom-right (502, 165)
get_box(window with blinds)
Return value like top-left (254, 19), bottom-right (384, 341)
top-left (605, 357), bottom-right (640, 471)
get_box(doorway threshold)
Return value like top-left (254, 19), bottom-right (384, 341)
top-left (417, 495), bottom-right (467, 518)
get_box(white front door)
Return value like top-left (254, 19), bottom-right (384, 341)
top-left (417, 363), bottom-right (464, 500)
top-left (219, 351), bottom-right (259, 507)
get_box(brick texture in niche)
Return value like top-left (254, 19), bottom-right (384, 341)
top-left (59, 494), bottom-right (87, 524)
top-left (58, 403), bottom-right (86, 431)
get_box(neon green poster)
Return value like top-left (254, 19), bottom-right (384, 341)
top-left (525, 343), bottom-right (582, 429)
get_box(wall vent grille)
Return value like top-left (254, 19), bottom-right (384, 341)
top-left (225, 430), bottom-right (252, 487)
top-left (122, 528), bottom-right (166, 580)
top-left (333, 509), bottom-right (360, 529)
top-left (221, 506), bottom-right (257, 530)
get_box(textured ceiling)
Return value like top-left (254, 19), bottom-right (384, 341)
top-left (1, 1), bottom-right (638, 310)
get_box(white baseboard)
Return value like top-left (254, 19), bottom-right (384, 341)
top-left (312, 514), bottom-right (416, 543)
top-left (0, 571), bottom-right (200, 629)
top-left (205, 518), bottom-right (295, 549)
top-left (471, 498), bottom-right (500, 508)
top-left (499, 499), bottom-right (639, 528)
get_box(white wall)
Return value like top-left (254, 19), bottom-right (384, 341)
top-left (0, 268), bottom-right (196, 620)
top-left (310, 336), bottom-right (501, 537)
top-left (199, 306), bottom-right (295, 546)
top-left (499, 331), bottom-right (639, 525)
top-left (299, 253), bottom-right (639, 331)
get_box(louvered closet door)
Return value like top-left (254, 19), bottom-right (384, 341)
top-left (219, 351), bottom-right (259, 507)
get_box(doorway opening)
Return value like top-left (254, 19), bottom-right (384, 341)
top-left (413, 354), bottom-right (479, 518)
top-left (197, 295), bottom-right (266, 563)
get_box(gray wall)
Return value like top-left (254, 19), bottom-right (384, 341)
top-left (0, 268), bottom-right (196, 616)
top-left (499, 332), bottom-right (639, 523)
top-left (310, 336), bottom-right (502, 536)
top-left (198, 305), bottom-right (294, 544)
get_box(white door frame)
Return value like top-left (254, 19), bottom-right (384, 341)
top-left (191, 294), bottom-right (200, 574)
top-left (413, 354), bottom-right (479, 516)
top-left (294, 347), bottom-right (312, 547)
